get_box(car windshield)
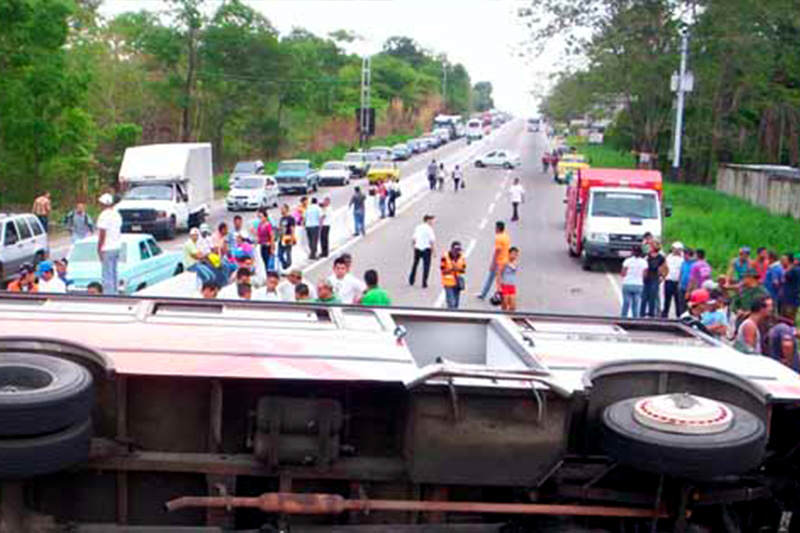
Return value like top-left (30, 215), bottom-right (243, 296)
top-left (235, 177), bottom-right (263, 189)
top-left (344, 154), bottom-right (362, 162)
top-left (124, 185), bottom-right (172, 201)
top-left (234, 162), bottom-right (258, 172)
top-left (278, 162), bottom-right (307, 172)
top-left (70, 242), bottom-right (127, 264)
top-left (591, 191), bottom-right (659, 219)
top-left (323, 162), bottom-right (345, 170)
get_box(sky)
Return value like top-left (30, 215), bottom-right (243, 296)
top-left (97, 0), bottom-right (556, 116)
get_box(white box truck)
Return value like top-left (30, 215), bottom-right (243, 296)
top-left (116, 143), bottom-right (213, 240)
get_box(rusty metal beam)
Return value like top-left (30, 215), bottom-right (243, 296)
top-left (165, 492), bottom-right (669, 519)
top-left (88, 449), bottom-right (405, 481)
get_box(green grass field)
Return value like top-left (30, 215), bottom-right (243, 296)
top-left (571, 141), bottom-right (800, 275)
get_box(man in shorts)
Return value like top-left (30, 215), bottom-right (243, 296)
top-left (498, 247), bottom-right (519, 311)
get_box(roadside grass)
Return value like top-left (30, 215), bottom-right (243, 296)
top-left (569, 141), bottom-right (800, 275)
top-left (213, 132), bottom-right (416, 191)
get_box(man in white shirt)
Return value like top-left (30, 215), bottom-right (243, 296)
top-left (509, 178), bottom-right (525, 222)
top-left (96, 193), bottom-right (123, 295)
top-left (328, 256), bottom-right (366, 304)
top-left (662, 241), bottom-right (685, 318)
top-left (198, 223), bottom-right (214, 256)
top-left (36, 261), bottom-right (66, 293)
top-left (407, 214), bottom-right (436, 289)
top-left (254, 271), bottom-right (283, 301)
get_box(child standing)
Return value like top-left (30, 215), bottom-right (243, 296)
top-left (499, 247), bottom-right (519, 311)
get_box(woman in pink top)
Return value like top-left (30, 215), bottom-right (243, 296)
top-left (256, 208), bottom-right (274, 273)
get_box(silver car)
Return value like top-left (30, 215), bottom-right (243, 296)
top-left (0, 213), bottom-right (49, 282)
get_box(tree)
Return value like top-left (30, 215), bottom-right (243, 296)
top-left (473, 81), bottom-right (494, 112)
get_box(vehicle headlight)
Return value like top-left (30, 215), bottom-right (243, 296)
top-left (587, 232), bottom-right (610, 243)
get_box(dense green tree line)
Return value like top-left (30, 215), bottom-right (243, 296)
top-left (0, 0), bottom-right (474, 206)
top-left (532, 0), bottom-right (800, 183)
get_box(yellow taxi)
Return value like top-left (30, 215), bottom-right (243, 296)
top-left (366, 161), bottom-right (400, 184)
top-left (555, 153), bottom-right (589, 184)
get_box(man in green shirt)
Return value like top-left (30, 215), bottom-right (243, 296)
top-left (315, 279), bottom-right (341, 304)
top-left (732, 268), bottom-right (769, 317)
top-left (360, 269), bottom-right (392, 306)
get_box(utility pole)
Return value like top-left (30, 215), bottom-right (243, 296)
top-left (441, 59), bottom-right (447, 112)
top-left (671, 31), bottom-right (692, 179)
top-left (360, 55), bottom-right (371, 148)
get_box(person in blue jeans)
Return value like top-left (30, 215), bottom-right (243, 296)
top-left (620, 246), bottom-right (647, 318)
top-left (640, 241), bottom-right (667, 317)
top-left (349, 186), bottom-right (366, 236)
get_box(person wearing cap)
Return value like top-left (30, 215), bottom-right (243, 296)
top-left (701, 289), bottom-right (729, 338)
top-left (732, 268), bottom-right (769, 319)
top-left (6, 264), bottom-right (38, 293)
top-left (440, 241), bottom-right (467, 309)
top-left (662, 242), bottom-right (684, 318)
top-left (779, 252), bottom-right (800, 321)
top-left (36, 261), bottom-right (66, 294)
top-left (184, 228), bottom-right (205, 271)
top-left (727, 246), bottom-right (752, 287)
top-left (735, 297), bottom-right (771, 355)
top-left (679, 289), bottom-right (712, 335)
top-left (408, 215), bottom-right (436, 289)
top-left (96, 192), bottom-right (123, 295)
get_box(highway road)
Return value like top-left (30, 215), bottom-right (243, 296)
top-left (52, 119), bottom-right (623, 315)
top-left (301, 119), bottom-right (622, 315)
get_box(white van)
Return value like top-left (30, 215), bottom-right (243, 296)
top-left (466, 119), bottom-right (483, 140)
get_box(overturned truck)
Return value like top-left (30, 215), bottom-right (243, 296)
top-left (1, 293), bottom-right (800, 532)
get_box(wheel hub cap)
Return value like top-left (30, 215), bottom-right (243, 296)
top-left (633, 393), bottom-right (733, 435)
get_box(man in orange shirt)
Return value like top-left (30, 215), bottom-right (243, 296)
top-left (477, 221), bottom-right (511, 300)
top-left (6, 264), bottom-right (37, 293)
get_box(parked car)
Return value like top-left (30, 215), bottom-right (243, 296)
top-left (474, 150), bottom-right (522, 169)
top-left (416, 138), bottom-right (432, 152)
top-left (228, 160), bottom-right (264, 188)
top-left (0, 213), bottom-right (48, 283)
top-left (423, 134), bottom-right (442, 148)
top-left (226, 175), bottom-right (280, 211)
top-left (344, 152), bottom-right (369, 177)
top-left (367, 146), bottom-right (393, 161)
top-left (67, 234), bottom-right (184, 294)
top-left (433, 128), bottom-right (451, 144)
top-left (274, 160), bottom-right (319, 194)
top-left (366, 161), bottom-right (400, 184)
top-left (391, 144), bottom-right (411, 161)
top-left (318, 161), bottom-right (352, 186)
top-left (406, 139), bottom-right (421, 154)
top-left (466, 119), bottom-right (483, 140)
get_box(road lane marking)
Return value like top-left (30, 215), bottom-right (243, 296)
top-left (478, 217), bottom-right (488, 230)
top-left (488, 202), bottom-right (496, 214)
top-left (494, 191), bottom-right (502, 201)
top-left (605, 269), bottom-right (623, 306)
top-left (434, 237), bottom-right (477, 308)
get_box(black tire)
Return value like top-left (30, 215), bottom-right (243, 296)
top-left (0, 353), bottom-right (93, 437)
top-left (0, 418), bottom-right (91, 479)
top-left (165, 216), bottom-right (176, 240)
top-left (581, 247), bottom-right (593, 271)
top-left (475, 161), bottom-right (484, 168)
top-left (600, 397), bottom-right (766, 480)
top-left (173, 263), bottom-right (184, 276)
top-left (504, 162), bottom-right (512, 169)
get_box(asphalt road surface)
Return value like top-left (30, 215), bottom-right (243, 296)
top-left (302, 119), bottom-right (623, 315)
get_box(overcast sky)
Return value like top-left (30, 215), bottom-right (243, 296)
top-left (98, 0), bottom-right (554, 116)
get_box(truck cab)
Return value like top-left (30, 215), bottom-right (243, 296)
top-left (274, 160), bottom-right (319, 195)
top-left (566, 168), bottom-right (668, 270)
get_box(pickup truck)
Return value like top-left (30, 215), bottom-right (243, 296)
top-left (274, 160), bottom-right (319, 195)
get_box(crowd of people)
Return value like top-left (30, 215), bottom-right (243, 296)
top-left (620, 235), bottom-right (800, 368)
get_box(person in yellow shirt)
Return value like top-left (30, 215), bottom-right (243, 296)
top-left (477, 221), bottom-right (510, 300)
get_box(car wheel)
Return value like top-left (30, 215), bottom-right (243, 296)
top-left (475, 161), bottom-right (484, 168)
top-left (173, 263), bottom-right (184, 276)
top-left (581, 247), bottom-right (593, 271)
top-left (600, 395), bottom-right (766, 480)
top-left (504, 162), bottom-right (512, 169)
top-left (0, 418), bottom-right (91, 479)
top-left (165, 216), bottom-right (176, 240)
top-left (0, 353), bottom-right (93, 437)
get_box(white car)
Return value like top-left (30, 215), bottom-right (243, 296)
top-left (228, 160), bottom-right (264, 188)
top-left (0, 213), bottom-right (48, 282)
top-left (474, 150), bottom-right (521, 169)
top-left (466, 119), bottom-right (483, 140)
top-left (226, 175), bottom-right (280, 211)
top-left (318, 161), bottom-right (352, 186)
